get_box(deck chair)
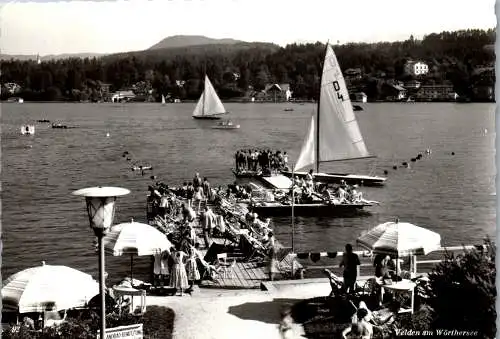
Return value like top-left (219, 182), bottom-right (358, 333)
top-left (323, 269), bottom-right (346, 298)
top-left (276, 247), bottom-right (303, 279)
top-left (215, 253), bottom-right (236, 278)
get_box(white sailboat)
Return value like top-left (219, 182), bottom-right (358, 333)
top-left (161, 95), bottom-right (166, 105)
top-left (192, 75), bottom-right (228, 120)
top-left (283, 43), bottom-right (386, 186)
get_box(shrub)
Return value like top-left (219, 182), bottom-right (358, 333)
top-left (2, 306), bottom-right (175, 339)
top-left (427, 239), bottom-right (496, 338)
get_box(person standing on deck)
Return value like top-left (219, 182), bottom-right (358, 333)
top-left (267, 240), bottom-right (278, 281)
top-left (202, 177), bottom-right (213, 203)
top-left (186, 246), bottom-right (201, 288)
top-left (169, 248), bottom-right (189, 296)
top-left (201, 206), bottom-right (215, 249)
top-left (306, 169), bottom-right (314, 185)
top-left (193, 185), bottom-right (204, 214)
top-left (283, 152), bottom-right (289, 170)
top-left (153, 251), bottom-right (163, 287)
top-left (193, 172), bottom-right (202, 190)
top-left (340, 243), bottom-right (361, 294)
top-left (182, 203), bottom-right (196, 226)
top-left (158, 188), bottom-right (170, 219)
top-left (160, 250), bottom-right (170, 286)
top-left (235, 151), bottom-right (240, 171)
top-left (186, 182), bottom-right (195, 208)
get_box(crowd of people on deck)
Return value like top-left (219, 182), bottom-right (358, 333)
top-left (144, 172), bottom-right (284, 295)
top-left (284, 171), bottom-right (368, 205)
top-left (234, 149), bottom-right (289, 174)
top-left (221, 173), bottom-right (371, 206)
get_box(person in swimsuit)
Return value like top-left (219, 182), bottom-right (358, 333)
top-left (342, 308), bottom-right (373, 339)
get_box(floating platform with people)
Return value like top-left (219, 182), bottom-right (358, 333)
top-left (20, 125), bottom-right (35, 135)
top-left (280, 170), bottom-right (387, 187)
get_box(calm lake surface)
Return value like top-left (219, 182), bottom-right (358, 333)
top-left (1, 102), bottom-right (496, 282)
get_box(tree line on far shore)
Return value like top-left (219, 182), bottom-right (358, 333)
top-left (0, 28), bottom-right (495, 102)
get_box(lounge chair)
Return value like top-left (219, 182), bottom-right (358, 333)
top-left (215, 253), bottom-right (236, 279)
top-left (323, 269), bottom-right (346, 298)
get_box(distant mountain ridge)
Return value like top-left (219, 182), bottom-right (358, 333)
top-left (0, 35), bottom-right (270, 61)
top-left (0, 52), bottom-right (106, 61)
top-left (148, 35), bottom-right (245, 50)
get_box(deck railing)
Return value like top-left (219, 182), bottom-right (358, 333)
top-left (291, 244), bottom-right (489, 277)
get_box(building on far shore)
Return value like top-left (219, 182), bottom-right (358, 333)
top-left (414, 84), bottom-right (458, 101)
top-left (404, 60), bottom-right (429, 76)
top-left (262, 83), bottom-right (292, 102)
top-left (351, 92), bottom-right (367, 103)
top-left (404, 80), bottom-right (421, 90)
top-left (381, 83), bottom-right (407, 101)
top-left (111, 90), bottom-right (136, 102)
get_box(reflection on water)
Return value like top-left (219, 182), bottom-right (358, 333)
top-left (1, 102), bottom-right (495, 283)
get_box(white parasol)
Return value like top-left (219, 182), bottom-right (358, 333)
top-left (356, 220), bottom-right (442, 257)
top-left (2, 262), bottom-right (99, 313)
top-left (102, 220), bottom-right (172, 281)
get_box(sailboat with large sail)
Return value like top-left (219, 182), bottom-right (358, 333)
top-left (161, 94), bottom-right (166, 105)
top-left (192, 75), bottom-right (228, 120)
top-left (282, 43), bottom-right (386, 186)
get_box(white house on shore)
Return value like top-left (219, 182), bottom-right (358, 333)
top-left (111, 90), bottom-right (136, 102)
top-left (404, 60), bottom-right (429, 76)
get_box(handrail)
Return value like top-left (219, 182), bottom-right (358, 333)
top-left (292, 244), bottom-right (490, 275)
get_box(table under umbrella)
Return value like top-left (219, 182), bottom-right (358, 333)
top-left (356, 220), bottom-right (442, 274)
top-left (2, 261), bottom-right (99, 313)
top-left (102, 221), bottom-right (172, 282)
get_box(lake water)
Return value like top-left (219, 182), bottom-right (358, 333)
top-left (1, 102), bottom-right (496, 282)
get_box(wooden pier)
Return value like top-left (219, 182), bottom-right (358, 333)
top-left (201, 261), bottom-right (269, 289)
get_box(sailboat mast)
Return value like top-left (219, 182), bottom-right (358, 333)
top-left (315, 41), bottom-right (329, 173)
top-left (202, 61), bottom-right (207, 116)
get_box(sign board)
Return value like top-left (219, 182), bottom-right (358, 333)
top-left (96, 324), bottom-right (143, 339)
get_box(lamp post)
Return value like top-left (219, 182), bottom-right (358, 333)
top-left (72, 186), bottom-right (130, 339)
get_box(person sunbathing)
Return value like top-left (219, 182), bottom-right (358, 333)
top-left (354, 300), bottom-right (401, 329)
top-left (342, 308), bottom-right (373, 339)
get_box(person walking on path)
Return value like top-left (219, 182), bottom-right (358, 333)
top-left (278, 308), bottom-right (294, 339)
top-left (170, 248), bottom-right (189, 296)
top-left (340, 243), bottom-right (361, 294)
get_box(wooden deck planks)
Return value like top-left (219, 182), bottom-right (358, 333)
top-left (201, 262), bottom-right (268, 289)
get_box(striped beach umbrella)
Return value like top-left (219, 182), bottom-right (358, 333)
top-left (356, 220), bottom-right (442, 257)
top-left (102, 221), bottom-right (172, 281)
top-left (2, 262), bottom-right (98, 313)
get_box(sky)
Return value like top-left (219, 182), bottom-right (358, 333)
top-left (0, 0), bottom-right (497, 56)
